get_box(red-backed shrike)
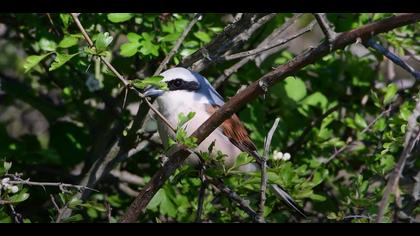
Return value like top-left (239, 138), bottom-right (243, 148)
top-left (144, 67), bottom-right (305, 217)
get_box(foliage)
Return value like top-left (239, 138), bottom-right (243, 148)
top-left (0, 13), bottom-right (419, 223)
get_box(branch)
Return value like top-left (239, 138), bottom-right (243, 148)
top-left (8, 204), bottom-right (23, 223)
top-left (49, 194), bottom-right (67, 223)
top-left (7, 177), bottom-right (98, 193)
top-left (376, 94), bottom-right (420, 222)
top-left (154, 14), bottom-right (201, 76)
top-left (257, 118), bottom-right (280, 223)
top-left (364, 38), bottom-right (420, 80)
top-left (0, 200), bottom-right (13, 205)
top-left (179, 13), bottom-right (276, 72)
top-left (313, 13), bottom-right (336, 51)
top-left (213, 13), bottom-right (303, 89)
top-left (120, 13), bottom-right (420, 223)
top-left (222, 20), bottom-right (316, 61)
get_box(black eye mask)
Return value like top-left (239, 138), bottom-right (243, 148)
top-left (167, 78), bottom-right (200, 91)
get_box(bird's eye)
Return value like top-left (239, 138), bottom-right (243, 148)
top-left (173, 79), bottom-right (183, 87)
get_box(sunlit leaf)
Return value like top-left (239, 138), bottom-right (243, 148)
top-left (49, 53), bottom-right (79, 71)
top-left (23, 52), bottom-right (53, 73)
top-left (107, 13), bottom-right (134, 23)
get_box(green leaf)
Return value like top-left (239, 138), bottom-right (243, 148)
top-left (178, 112), bottom-right (196, 128)
top-left (62, 214), bottom-right (83, 223)
top-left (302, 92), bottom-right (328, 108)
top-left (3, 161), bottom-right (12, 172)
top-left (283, 77), bottom-right (307, 102)
top-left (132, 76), bottom-right (168, 90)
top-left (120, 42), bottom-right (140, 57)
top-left (373, 117), bottom-right (386, 132)
top-left (354, 113), bottom-right (368, 129)
top-left (8, 191), bottom-right (30, 203)
top-left (49, 53), bottom-right (79, 71)
top-left (310, 194), bottom-right (327, 202)
top-left (107, 13), bottom-right (134, 23)
top-left (194, 31), bottom-right (211, 43)
top-left (159, 189), bottom-right (177, 218)
top-left (161, 33), bottom-right (181, 42)
top-left (68, 197), bottom-right (82, 208)
top-left (23, 53), bottom-right (53, 73)
top-left (138, 33), bottom-right (159, 57)
top-left (94, 32), bottom-right (113, 53)
top-left (127, 32), bottom-right (141, 42)
top-left (174, 19), bottom-right (188, 32)
top-left (149, 188), bottom-right (166, 210)
top-left (80, 203), bottom-right (106, 212)
top-left (39, 38), bottom-right (57, 51)
top-left (60, 14), bottom-right (71, 29)
top-left (58, 35), bottom-right (79, 48)
top-left (383, 83), bottom-right (398, 105)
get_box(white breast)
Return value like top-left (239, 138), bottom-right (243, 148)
top-left (155, 90), bottom-right (243, 167)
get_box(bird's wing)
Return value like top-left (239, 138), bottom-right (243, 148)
top-left (205, 103), bottom-right (307, 218)
top-left (205, 104), bottom-right (258, 156)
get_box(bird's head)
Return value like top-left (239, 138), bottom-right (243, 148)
top-left (143, 67), bottom-right (201, 97)
top-left (143, 67), bottom-right (224, 105)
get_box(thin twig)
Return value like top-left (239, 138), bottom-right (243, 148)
top-left (49, 194), bottom-right (65, 223)
top-left (206, 177), bottom-right (260, 222)
top-left (0, 200), bottom-right (13, 205)
top-left (8, 178), bottom-right (98, 192)
top-left (55, 200), bottom-right (70, 223)
top-left (405, 48), bottom-right (420, 63)
top-left (45, 13), bottom-right (60, 37)
top-left (104, 195), bottom-right (112, 223)
top-left (195, 166), bottom-right (207, 223)
top-left (364, 38), bottom-right (420, 81)
top-left (213, 13), bottom-right (303, 89)
top-left (9, 204), bottom-right (23, 223)
top-left (222, 21), bottom-right (316, 61)
top-left (313, 13), bottom-right (336, 51)
top-left (70, 13), bottom-right (176, 133)
top-left (376, 94), bottom-right (420, 223)
top-left (50, 195), bottom-right (60, 212)
top-left (256, 118), bottom-right (280, 223)
top-left (154, 14), bottom-right (201, 76)
top-left (325, 103), bottom-right (395, 164)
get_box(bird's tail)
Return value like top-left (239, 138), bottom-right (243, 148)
top-left (270, 184), bottom-right (307, 218)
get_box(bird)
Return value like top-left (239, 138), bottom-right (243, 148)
top-left (143, 67), bottom-right (306, 217)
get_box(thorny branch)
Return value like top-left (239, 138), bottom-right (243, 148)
top-left (5, 175), bottom-right (97, 193)
top-left (120, 13), bottom-right (420, 223)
